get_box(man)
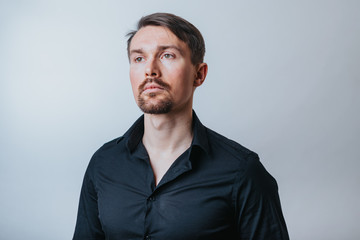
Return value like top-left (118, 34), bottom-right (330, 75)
top-left (73, 13), bottom-right (289, 240)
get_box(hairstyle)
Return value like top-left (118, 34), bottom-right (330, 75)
top-left (126, 12), bottom-right (205, 65)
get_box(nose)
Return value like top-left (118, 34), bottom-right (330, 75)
top-left (145, 58), bottom-right (160, 77)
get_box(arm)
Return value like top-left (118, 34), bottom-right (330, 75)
top-left (73, 167), bottom-right (105, 240)
top-left (233, 153), bottom-right (289, 239)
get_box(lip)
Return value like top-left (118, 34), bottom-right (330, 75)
top-left (142, 84), bottom-right (165, 94)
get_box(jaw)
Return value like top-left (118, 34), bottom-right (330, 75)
top-left (137, 92), bottom-right (173, 114)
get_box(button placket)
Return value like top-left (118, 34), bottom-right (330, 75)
top-left (144, 193), bottom-right (156, 240)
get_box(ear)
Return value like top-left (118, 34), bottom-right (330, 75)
top-left (193, 63), bottom-right (208, 87)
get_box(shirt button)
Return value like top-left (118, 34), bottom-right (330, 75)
top-left (148, 196), bottom-right (155, 201)
top-left (144, 235), bottom-right (151, 240)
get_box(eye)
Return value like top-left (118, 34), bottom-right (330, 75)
top-left (134, 57), bottom-right (144, 63)
top-left (162, 53), bottom-right (174, 59)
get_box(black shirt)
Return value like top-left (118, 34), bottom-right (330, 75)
top-left (73, 112), bottom-right (289, 240)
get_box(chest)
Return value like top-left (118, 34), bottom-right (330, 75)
top-left (95, 159), bottom-right (237, 239)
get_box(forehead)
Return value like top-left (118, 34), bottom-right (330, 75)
top-left (129, 26), bottom-right (188, 53)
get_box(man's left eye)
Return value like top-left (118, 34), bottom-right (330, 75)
top-left (162, 54), bottom-right (174, 59)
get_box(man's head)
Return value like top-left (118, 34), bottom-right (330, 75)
top-left (127, 13), bottom-right (207, 115)
top-left (127, 12), bottom-right (205, 66)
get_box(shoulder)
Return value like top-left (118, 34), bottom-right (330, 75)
top-left (205, 127), bottom-right (276, 187)
top-left (100, 136), bottom-right (124, 151)
top-left (93, 136), bottom-right (124, 157)
top-left (205, 127), bottom-right (257, 163)
top-left (86, 136), bottom-right (126, 173)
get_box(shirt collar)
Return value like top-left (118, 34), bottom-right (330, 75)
top-left (117, 110), bottom-right (210, 155)
top-left (191, 111), bottom-right (210, 154)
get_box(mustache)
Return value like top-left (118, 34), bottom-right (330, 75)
top-left (138, 78), bottom-right (171, 93)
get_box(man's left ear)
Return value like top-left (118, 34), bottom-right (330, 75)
top-left (194, 63), bottom-right (208, 87)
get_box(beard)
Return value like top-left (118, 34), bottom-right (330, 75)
top-left (137, 78), bottom-right (173, 114)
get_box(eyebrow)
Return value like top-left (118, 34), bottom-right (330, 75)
top-left (129, 49), bottom-right (144, 56)
top-left (129, 45), bottom-right (184, 56)
top-left (158, 45), bottom-right (184, 55)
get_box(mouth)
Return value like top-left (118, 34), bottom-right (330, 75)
top-left (141, 84), bottom-right (165, 94)
top-left (139, 78), bottom-right (170, 95)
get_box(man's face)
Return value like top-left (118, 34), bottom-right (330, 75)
top-left (129, 26), bottom-right (197, 114)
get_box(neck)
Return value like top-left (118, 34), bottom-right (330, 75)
top-left (142, 108), bottom-right (193, 153)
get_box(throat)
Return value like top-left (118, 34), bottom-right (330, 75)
top-left (144, 141), bottom-right (192, 186)
top-left (142, 110), bottom-right (194, 185)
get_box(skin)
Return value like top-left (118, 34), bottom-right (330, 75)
top-left (128, 26), bottom-right (208, 185)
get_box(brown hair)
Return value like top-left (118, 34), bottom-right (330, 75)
top-left (126, 13), bottom-right (205, 65)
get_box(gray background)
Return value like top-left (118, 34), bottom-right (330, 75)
top-left (1, 0), bottom-right (359, 239)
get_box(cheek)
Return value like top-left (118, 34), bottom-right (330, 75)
top-left (173, 66), bottom-right (195, 88)
top-left (170, 72), bottom-right (195, 101)
top-left (168, 63), bottom-right (194, 83)
top-left (129, 68), bottom-right (142, 98)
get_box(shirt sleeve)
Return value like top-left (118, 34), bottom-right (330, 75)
top-left (73, 165), bottom-right (105, 240)
top-left (232, 153), bottom-right (289, 240)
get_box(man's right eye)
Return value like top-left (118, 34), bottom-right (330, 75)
top-left (134, 57), bottom-right (143, 62)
